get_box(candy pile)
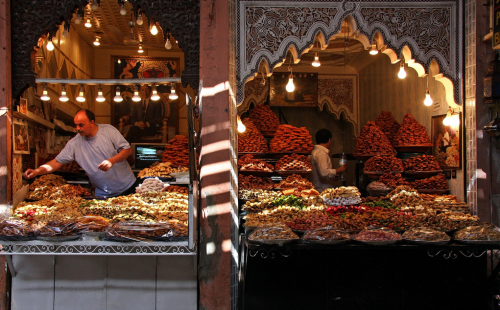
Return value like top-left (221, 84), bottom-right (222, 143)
top-left (393, 113), bottom-right (431, 146)
top-left (239, 174), bottom-right (275, 190)
top-left (275, 154), bottom-right (312, 171)
top-left (378, 172), bottom-right (410, 188)
top-left (249, 105), bottom-right (281, 132)
top-left (404, 155), bottom-right (442, 171)
top-left (162, 135), bottom-right (189, 167)
top-left (238, 119), bottom-right (268, 153)
top-left (364, 155), bottom-right (403, 172)
top-left (270, 125), bottom-right (313, 153)
top-left (136, 177), bottom-right (167, 193)
top-left (238, 154), bottom-right (274, 172)
top-left (354, 122), bottom-right (394, 157)
top-left (412, 173), bottom-right (449, 190)
top-left (375, 111), bottom-right (400, 145)
top-left (275, 174), bottom-right (314, 190)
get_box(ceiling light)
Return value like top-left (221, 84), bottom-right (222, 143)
top-left (46, 38), bottom-right (54, 51)
top-left (85, 18), bottom-right (92, 28)
top-left (443, 109), bottom-right (452, 126)
top-left (59, 85), bottom-right (69, 102)
top-left (40, 84), bottom-right (50, 101)
top-left (451, 113), bottom-right (460, 127)
top-left (62, 28), bottom-right (69, 38)
top-left (138, 44), bottom-right (144, 53)
top-left (165, 38), bottom-right (172, 49)
top-left (96, 85), bottom-right (105, 102)
top-left (150, 23), bottom-right (158, 35)
top-left (151, 85), bottom-right (160, 101)
top-left (237, 115), bottom-right (246, 133)
top-left (169, 84), bottom-right (178, 100)
top-left (424, 89), bottom-right (433, 106)
top-left (132, 86), bottom-right (141, 102)
top-left (369, 44), bottom-right (378, 55)
top-left (114, 86), bottom-right (123, 102)
top-left (311, 53), bottom-right (321, 67)
top-left (136, 12), bottom-right (143, 26)
top-left (120, 3), bottom-right (127, 15)
top-left (286, 72), bottom-right (295, 92)
top-left (76, 85), bottom-right (86, 102)
top-left (398, 60), bottom-right (406, 79)
top-left (74, 14), bottom-right (82, 24)
top-left (93, 37), bottom-right (100, 46)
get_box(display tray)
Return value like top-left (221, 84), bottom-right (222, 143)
top-left (0, 235), bottom-right (36, 241)
top-left (404, 170), bottom-right (444, 178)
top-left (355, 154), bottom-right (394, 161)
top-left (363, 171), bottom-right (403, 178)
top-left (291, 229), bottom-right (307, 236)
top-left (260, 130), bottom-right (276, 137)
top-left (301, 239), bottom-right (350, 245)
top-left (140, 176), bottom-right (175, 182)
top-left (393, 144), bottom-right (433, 153)
top-left (147, 236), bottom-right (188, 242)
top-left (238, 152), bottom-right (268, 158)
top-left (416, 189), bottom-right (449, 195)
top-left (36, 234), bottom-right (82, 242)
top-left (274, 170), bottom-right (311, 176)
top-left (353, 239), bottom-right (400, 245)
top-left (268, 152), bottom-right (311, 158)
top-left (404, 239), bottom-right (450, 245)
top-left (454, 239), bottom-right (500, 245)
top-left (238, 170), bottom-right (274, 176)
top-left (170, 172), bottom-right (189, 178)
top-left (247, 238), bottom-right (300, 245)
top-left (81, 232), bottom-right (106, 241)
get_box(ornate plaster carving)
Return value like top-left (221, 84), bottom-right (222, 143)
top-left (238, 78), bottom-right (269, 115)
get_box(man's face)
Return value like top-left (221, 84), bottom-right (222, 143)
top-left (140, 86), bottom-right (151, 99)
top-left (74, 112), bottom-right (94, 137)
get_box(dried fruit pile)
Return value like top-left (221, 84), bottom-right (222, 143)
top-left (375, 111), bottom-right (400, 145)
top-left (238, 119), bottom-right (268, 153)
top-left (393, 113), bottom-right (431, 146)
top-left (387, 186), bottom-right (427, 214)
top-left (275, 153), bottom-right (312, 171)
top-left (412, 173), bottom-right (449, 190)
top-left (162, 135), bottom-right (189, 167)
top-left (270, 125), bottom-right (313, 153)
top-left (239, 174), bottom-right (275, 190)
top-left (354, 122), bottom-right (394, 157)
top-left (403, 155), bottom-right (441, 171)
top-left (238, 154), bottom-right (274, 172)
top-left (378, 173), bottom-right (410, 188)
top-left (249, 104), bottom-right (281, 131)
top-left (364, 155), bottom-right (403, 172)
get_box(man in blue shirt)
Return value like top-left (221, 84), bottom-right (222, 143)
top-left (24, 109), bottom-right (136, 197)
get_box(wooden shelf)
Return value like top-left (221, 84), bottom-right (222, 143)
top-left (13, 111), bottom-right (54, 129)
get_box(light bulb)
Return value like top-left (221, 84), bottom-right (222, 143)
top-left (46, 39), bottom-right (54, 51)
top-left (286, 74), bottom-right (295, 92)
top-left (117, 59), bottom-right (121, 64)
top-left (398, 65), bottom-right (406, 79)
top-left (85, 18), bottom-right (92, 28)
top-left (151, 85), bottom-right (160, 101)
top-left (237, 116), bottom-right (246, 133)
top-left (59, 85), bottom-right (69, 102)
top-left (91, 2), bottom-right (98, 11)
top-left (120, 4), bottom-right (127, 15)
top-left (76, 85), bottom-right (86, 102)
top-left (113, 86), bottom-right (123, 102)
top-left (165, 38), bottom-right (172, 49)
top-left (62, 28), bottom-right (69, 38)
top-left (169, 84), bottom-right (178, 100)
top-left (132, 86), bottom-right (141, 102)
top-left (312, 53), bottom-right (321, 67)
top-left (369, 45), bottom-right (378, 55)
top-left (443, 110), bottom-right (452, 126)
top-left (136, 13), bottom-right (143, 26)
top-left (424, 89), bottom-right (433, 106)
top-left (150, 24), bottom-right (158, 35)
top-left (96, 86), bottom-right (105, 102)
top-left (40, 84), bottom-right (50, 101)
top-left (451, 114), bottom-right (460, 127)
top-left (138, 45), bottom-right (144, 53)
top-left (93, 37), bottom-right (100, 46)
top-left (74, 15), bottom-right (81, 24)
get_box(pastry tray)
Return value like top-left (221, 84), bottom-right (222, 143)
top-left (238, 170), bottom-right (274, 176)
top-left (404, 239), bottom-right (450, 245)
top-left (36, 234), bottom-right (82, 242)
top-left (274, 170), bottom-right (311, 176)
top-left (363, 171), bottom-right (403, 178)
top-left (301, 239), bottom-right (350, 245)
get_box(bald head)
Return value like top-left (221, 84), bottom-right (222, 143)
top-left (74, 109), bottom-right (97, 138)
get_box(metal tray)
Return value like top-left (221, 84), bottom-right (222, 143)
top-left (301, 239), bottom-right (350, 245)
top-left (404, 239), bottom-right (450, 245)
top-left (274, 170), bottom-right (311, 176)
top-left (36, 234), bottom-right (82, 242)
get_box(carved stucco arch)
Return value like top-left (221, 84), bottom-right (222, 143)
top-left (11, 0), bottom-right (199, 99)
top-left (236, 0), bottom-right (462, 106)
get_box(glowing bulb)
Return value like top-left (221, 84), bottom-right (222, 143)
top-left (286, 74), bottom-right (295, 92)
top-left (59, 85), bottom-right (69, 102)
top-left (165, 38), bottom-right (172, 49)
top-left (150, 24), bottom-right (158, 35)
top-left (169, 84), bottom-right (178, 100)
top-left (237, 116), bottom-right (246, 133)
top-left (132, 86), bottom-right (141, 102)
top-left (93, 37), bottom-right (100, 46)
top-left (424, 89), bottom-right (433, 106)
top-left (85, 18), bottom-right (92, 28)
top-left (40, 84), bottom-right (50, 101)
top-left (451, 114), bottom-right (460, 127)
top-left (96, 86), bottom-right (105, 102)
top-left (120, 4), bottom-right (127, 15)
top-left (46, 39), bottom-right (54, 51)
top-left (136, 13), bottom-right (143, 26)
top-left (114, 86), bottom-right (123, 102)
top-left (74, 15), bottom-right (81, 24)
top-left (443, 110), bottom-right (452, 126)
top-left (312, 53), bottom-right (321, 67)
top-left (62, 28), bottom-right (69, 38)
top-left (369, 45), bottom-right (379, 55)
top-left (398, 65), bottom-right (406, 79)
top-left (76, 85), bottom-right (86, 102)
top-left (150, 85), bottom-right (160, 101)
top-left (138, 45), bottom-right (144, 53)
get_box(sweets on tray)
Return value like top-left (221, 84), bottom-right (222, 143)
top-left (0, 219), bottom-right (34, 240)
top-left (393, 113), bottom-right (431, 146)
top-left (248, 224), bottom-right (299, 241)
top-left (270, 125), bottom-right (313, 153)
top-left (162, 135), bottom-right (189, 167)
top-left (302, 227), bottom-right (351, 241)
top-left (249, 104), bottom-right (280, 131)
top-left (402, 227), bottom-right (451, 242)
top-left (454, 224), bottom-right (500, 241)
top-left (239, 174), bottom-right (275, 190)
top-left (387, 186), bottom-right (428, 214)
top-left (353, 227), bottom-right (402, 242)
top-left (29, 174), bottom-right (66, 190)
top-left (137, 162), bottom-right (172, 178)
top-left (275, 174), bottom-right (314, 190)
top-left (411, 173), bottom-right (449, 190)
top-left (73, 216), bottom-right (109, 233)
top-left (243, 206), bottom-right (301, 227)
top-left (364, 155), bottom-right (403, 172)
top-left (403, 155), bottom-right (441, 171)
top-left (163, 185), bottom-right (189, 194)
top-left (354, 122), bottom-right (394, 157)
top-left (238, 154), bottom-right (273, 172)
top-left (375, 111), bottom-right (400, 146)
top-left (105, 221), bottom-right (179, 240)
top-left (275, 153), bottom-right (312, 171)
top-left (238, 189), bottom-right (282, 201)
top-left (321, 186), bottom-right (362, 206)
top-left (378, 173), bottom-right (410, 188)
top-left (136, 177), bottom-right (167, 193)
top-left (36, 220), bottom-right (79, 237)
top-left (238, 119), bottom-right (268, 153)
top-left (286, 211), bottom-right (333, 230)
top-left (27, 184), bottom-right (91, 200)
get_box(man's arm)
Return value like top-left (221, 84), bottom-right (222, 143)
top-left (316, 153), bottom-right (337, 179)
top-left (24, 159), bottom-right (64, 179)
top-left (98, 147), bottom-right (132, 171)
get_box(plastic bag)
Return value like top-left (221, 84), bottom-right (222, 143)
top-left (248, 223), bottom-right (299, 242)
top-left (302, 227), bottom-right (350, 241)
top-left (74, 216), bottom-right (109, 233)
top-left (0, 219), bottom-right (35, 241)
top-left (366, 181), bottom-right (393, 197)
top-left (104, 221), bottom-right (175, 242)
top-left (353, 227), bottom-right (402, 242)
top-left (402, 227), bottom-right (450, 242)
top-left (36, 220), bottom-right (79, 237)
top-left (454, 224), bottom-right (500, 241)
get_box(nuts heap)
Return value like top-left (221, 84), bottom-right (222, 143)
top-left (29, 174), bottom-right (66, 190)
top-left (46, 154), bottom-right (81, 173)
top-left (364, 155), bottom-right (403, 172)
top-left (239, 174), bottom-right (275, 190)
top-left (242, 198), bottom-right (274, 213)
top-left (354, 122), bottom-right (394, 157)
top-left (270, 125), bottom-right (313, 153)
top-left (403, 155), bottom-right (441, 171)
top-left (275, 154), bottom-right (312, 171)
top-left (162, 135), bottom-right (189, 167)
top-left (321, 186), bottom-right (362, 206)
top-left (249, 104), bottom-right (281, 131)
top-left (375, 111), bottom-right (400, 145)
top-left (238, 189), bottom-right (282, 200)
top-left (275, 174), bottom-right (314, 190)
top-left (378, 173), bottom-right (410, 188)
top-left (244, 206), bottom-right (301, 227)
top-left (27, 184), bottom-right (91, 200)
top-left (238, 119), bottom-right (268, 153)
top-left (137, 162), bottom-right (172, 178)
top-left (238, 154), bottom-right (274, 172)
top-left (393, 113), bottom-right (431, 146)
top-left (387, 186), bottom-right (428, 213)
top-left (411, 173), bottom-right (449, 190)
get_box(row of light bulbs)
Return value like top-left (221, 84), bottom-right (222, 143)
top-left (40, 83), bottom-right (178, 103)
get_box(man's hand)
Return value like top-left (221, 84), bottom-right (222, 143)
top-left (134, 121), bottom-right (146, 129)
top-left (23, 169), bottom-right (38, 179)
top-left (336, 165), bottom-right (347, 173)
top-left (98, 160), bottom-right (114, 171)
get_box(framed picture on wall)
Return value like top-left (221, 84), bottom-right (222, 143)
top-left (19, 98), bottom-right (27, 114)
top-left (270, 73), bottom-right (318, 107)
top-left (431, 113), bottom-right (462, 170)
top-left (13, 118), bottom-right (29, 154)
